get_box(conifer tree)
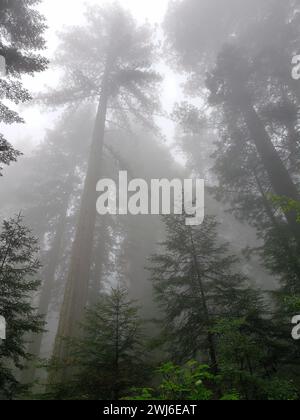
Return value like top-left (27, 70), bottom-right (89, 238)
top-left (0, 0), bottom-right (47, 174)
top-left (20, 106), bottom-right (92, 383)
top-left (165, 0), bottom-right (300, 274)
top-left (213, 317), bottom-right (299, 400)
top-left (150, 215), bottom-right (261, 372)
top-left (49, 288), bottom-right (147, 400)
top-left (0, 214), bottom-right (44, 399)
top-left (46, 4), bottom-right (162, 365)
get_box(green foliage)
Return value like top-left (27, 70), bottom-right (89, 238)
top-left (165, 1), bottom-right (300, 401)
top-left (213, 318), bottom-right (299, 400)
top-left (2, 0), bottom-right (300, 403)
top-left (149, 214), bottom-right (262, 363)
top-left (271, 196), bottom-right (300, 223)
top-left (261, 378), bottom-right (298, 401)
top-left (0, 134), bottom-right (21, 176)
top-left (48, 287), bottom-right (148, 400)
top-left (283, 295), bottom-right (300, 313)
top-left (0, 0), bottom-right (48, 174)
top-left (156, 361), bottom-right (214, 400)
top-left (125, 361), bottom-right (216, 400)
top-left (43, 3), bottom-right (161, 133)
top-left (0, 214), bottom-right (44, 399)
top-left (220, 393), bottom-right (240, 401)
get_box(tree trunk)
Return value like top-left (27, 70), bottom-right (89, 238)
top-left (252, 167), bottom-right (300, 283)
top-left (113, 297), bottom-right (120, 400)
top-left (239, 96), bottom-right (300, 246)
top-left (189, 228), bottom-right (219, 375)
top-left (22, 208), bottom-right (68, 384)
top-left (51, 60), bottom-right (112, 370)
top-left (88, 220), bottom-right (109, 305)
top-left (286, 121), bottom-right (299, 169)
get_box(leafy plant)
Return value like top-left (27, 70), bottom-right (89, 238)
top-left (125, 361), bottom-right (218, 400)
top-left (271, 196), bottom-right (300, 223)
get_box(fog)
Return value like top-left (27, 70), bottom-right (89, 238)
top-left (2, 0), bottom-right (178, 152)
top-left (1, 0), bottom-right (300, 401)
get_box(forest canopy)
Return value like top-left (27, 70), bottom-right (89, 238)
top-left (0, 0), bottom-right (300, 402)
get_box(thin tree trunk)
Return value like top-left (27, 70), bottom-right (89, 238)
top-left (189, 228), bottom-right (219, 375)
top-left (22, 209), bottom-right (68, 384)
top-left (88, 220), bottom-right (108, 305)
top-left (286, 121), bottom-right (299, 169)
top-left (113, 297), bottom-right (120, 400)
top-left (287, 78), bottom-right (300, 106)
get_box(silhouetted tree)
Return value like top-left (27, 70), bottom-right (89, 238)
top-left (0, 0), bottom-right (47, 174)
top-left (150, 215), bottom-right (260, 374)
top-left (45, 5), bottom-right (162, 368)
top-left (49, 288), bottom-right (147, 400)
top-left (0, 214), bottom-right (44, 399)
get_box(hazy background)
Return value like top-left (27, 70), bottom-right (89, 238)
top-left (2, 0), bottom-right (183, 156)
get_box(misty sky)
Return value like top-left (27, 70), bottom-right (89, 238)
top-left (40, 0), bottom-right (169, 28)
top-left (2, 0), bottom-right (182, 154)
